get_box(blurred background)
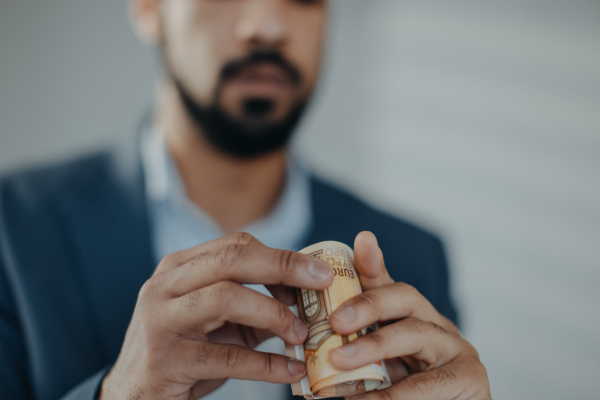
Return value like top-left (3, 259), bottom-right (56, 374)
top-left (1, 0), bottom-right (599, 399)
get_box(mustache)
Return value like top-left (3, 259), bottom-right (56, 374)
top-left (219, 50), bottom-right (302, 86)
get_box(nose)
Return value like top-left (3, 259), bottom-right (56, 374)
top-left (234, 0), bottom-right (288, 49)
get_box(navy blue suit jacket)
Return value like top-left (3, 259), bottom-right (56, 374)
top-left (0, 131), bottom-right (457, 400)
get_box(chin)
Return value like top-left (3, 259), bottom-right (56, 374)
top-left (223, 97), bottom-right (292, 123)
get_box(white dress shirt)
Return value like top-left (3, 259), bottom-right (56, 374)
top-left (141, 128), bottom-right (313, 400)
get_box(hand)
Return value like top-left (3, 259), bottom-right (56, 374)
top-left (329, 232), bottom-right (491, 400)
top-left (100, 232), bottom-right (334, 400)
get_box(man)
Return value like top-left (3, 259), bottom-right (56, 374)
top-left (0, 0), bottom-right (491, 399)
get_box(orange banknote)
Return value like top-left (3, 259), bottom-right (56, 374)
top-left (285, 241), bottom-right (391, 399)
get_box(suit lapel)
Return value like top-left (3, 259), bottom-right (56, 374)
top-left (63, 122), bottom-right (155, 361)
top-left (304, 178), bottom-right (357, 249)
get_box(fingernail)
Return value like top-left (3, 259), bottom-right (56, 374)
top-left (308, 260), bottom-right (332, 281)
top-left (288, 359), bottom-right (306, 376)
top-left (334, 343), bottom-right (357, 357)
top-left (295, 319), bottom-right (308, 340)
top-left (333, 305), bottom-right (355, 322)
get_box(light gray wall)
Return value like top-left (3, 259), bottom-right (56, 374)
top-left (1, 1), bottom-right (599, 400)
top-left (0, 0), bottom-right (156, 171)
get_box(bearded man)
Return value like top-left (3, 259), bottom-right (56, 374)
top-left (0, 1), bottom-right (491, 400)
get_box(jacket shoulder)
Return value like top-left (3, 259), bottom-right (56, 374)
top-left (311, 176), bottom-right (441, 245)
top-left (310, 177), bottom-right (458, 324)
top-left (0, 150), bottom-right (114, 209)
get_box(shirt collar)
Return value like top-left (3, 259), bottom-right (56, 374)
top-left (141, 127), bottom-right (313, 253)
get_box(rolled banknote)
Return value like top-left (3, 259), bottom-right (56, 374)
top-left (285, 241), bottom-right (391, 399)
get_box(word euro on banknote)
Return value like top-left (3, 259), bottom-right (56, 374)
top-left (285, 241), bottom-right (391, 399)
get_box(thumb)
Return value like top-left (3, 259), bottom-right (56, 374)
top-left (353, 231), bottom-right (394, 291)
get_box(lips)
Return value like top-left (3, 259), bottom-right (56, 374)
top-left (234, 63), bottom-right (294, 87)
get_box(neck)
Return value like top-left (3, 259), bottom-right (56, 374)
top-left (155, 82), bottom-right (287, 233)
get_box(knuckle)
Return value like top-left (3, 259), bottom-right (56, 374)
top-left (194, 344), bottom-right (215, 365)
top-left (367, 329), bottom-right (386, 346)
top-left (180, 290), bottom-right (202, 310)
top-left (397, 282), bottom-right (420, 302)
top-left (374, 388), bottom-right (393, 400)
top-left (470, 359), bottom-right (489, 383)
top-left (456, 358), bottom-right (490, 399)
top-left (218, 244), bottom-right (246, 268)
top-left (463, 340), bottom-right (481, 358)
top-left (405, 373), bottom-right (434, 396)
top-left (434, 368), bottom-right (457, 384)
top-left (205, 245), bottom-right (244, 272)
top-left (227, 232), bottom-right (257, 246)
top-left (358, 290), bottom-right (380, 311)
top-left (360, 330), bottom-right (386, 354)
top-left (264, 353), bottom-right (275, 375)
top-left (218, 345), bottom-right (245, 370)
top-left (208, 281), bottom-right (235, 310)
top-left (404, 368), bottom-right (457, 396)
top-left (275, 300), bottom-right (291, 326)
top-left (385, 323), bottom-right (405, 346)
top-left (275, 249), bottom-right (295, 274)
top-left (158, 252), bottom-right (181, 270)
top-left (191, 251), bottom-right (218, 275)
top-left (381, 389), bottom-right (394, 400)
top-left (429, 321), bottom-right (449, 336)
top-left (139, 276), bottom-right (163, 301)
top-left (404, 317), bottom-right (428, 336)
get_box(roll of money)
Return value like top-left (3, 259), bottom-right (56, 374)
top-left (285, 241), bottom-right (391, 399)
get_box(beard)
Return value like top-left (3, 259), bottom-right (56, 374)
top-left (168, 50), bottom-right (308, 159)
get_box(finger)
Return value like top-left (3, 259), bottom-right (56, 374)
top-left (189, 378), bottom-right (227, 400)
top-left (330, 282), bottom-right (459, 336)
top-left (266, 284), bottom-right (297, 306)
top-left (354, 357), bottom-right (491, 400)
top-left (354, 231), bottom-right (394, 290)
top-left (330, 318), bottom-right (470, 371)
top-left (167, 281), bottom-right (309, 345)
top-left (208, 323), bottom-right (276, 348)
top-left (385, 357), bottom-right (411, 383)
top-left (154, 232), bottom-right (264, 274)
top-left (180, 342), bottom-right (307, 383)
top-left (162, 244), bottom-right (333, 296)
top-left (238, 326), bottom-right (277, 348)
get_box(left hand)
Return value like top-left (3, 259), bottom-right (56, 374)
top-left (329, 232), bottom-right (491, 400)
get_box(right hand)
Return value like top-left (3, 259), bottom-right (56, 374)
top-left (100, 232), bottom-right (334, 400)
